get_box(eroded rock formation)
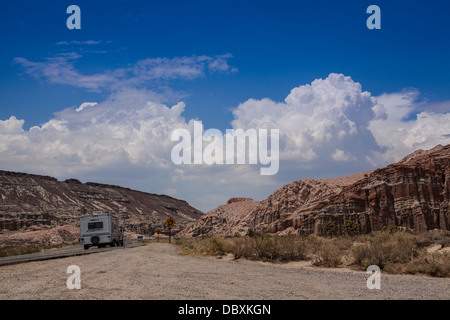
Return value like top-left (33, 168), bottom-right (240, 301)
top-left (176, 197), bottom-right (260, 237)
top-left (179, 144), bottom-right (449, 237)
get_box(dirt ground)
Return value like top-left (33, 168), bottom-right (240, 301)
top-left (0, 243), bottom-right (448, 300)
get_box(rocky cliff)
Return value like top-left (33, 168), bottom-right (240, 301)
top-left (282, 144), bottom-right (449, 235)
top-left (176, 197), bottom-right (260, 238)
top-left (0, 171), bottom-right (203, 237)
top-left (178, 144), bottom-right (450, 237)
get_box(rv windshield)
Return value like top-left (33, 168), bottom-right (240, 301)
top-left (88, 222), bottom-right (103, 230)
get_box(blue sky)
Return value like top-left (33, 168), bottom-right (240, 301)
top-left (1, 0), bottom-right (450, 211)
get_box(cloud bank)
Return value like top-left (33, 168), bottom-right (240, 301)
top-left (232, 74), bottom-right (450, 170)
top-left (1, 73), bottom-right (449, 211)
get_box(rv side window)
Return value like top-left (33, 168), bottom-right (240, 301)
top-left (88, 222), bottom-right (103, 229)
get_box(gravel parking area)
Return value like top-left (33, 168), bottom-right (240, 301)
top-left (0, 243), bottom-right (448, 300)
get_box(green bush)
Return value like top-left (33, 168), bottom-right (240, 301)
top-left (322, 220), bottom-right (337, 237)
top-left (341, 220), bottom-right (360, 236)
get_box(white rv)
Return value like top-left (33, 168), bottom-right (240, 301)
top-left (80, 211), bottom-right (123, 250)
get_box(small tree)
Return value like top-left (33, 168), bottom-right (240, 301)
top-left (322, 220), bottom-right (337, 238)
top-left (341, 220), bottom-right (360, 236)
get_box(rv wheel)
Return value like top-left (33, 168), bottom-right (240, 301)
top-left (91, 236), bottom-right (100, 245)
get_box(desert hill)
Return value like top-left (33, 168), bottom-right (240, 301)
top-left (178, 144), bottom-right (450, 237)
top-left (0, 171), bottom-right (203, 244)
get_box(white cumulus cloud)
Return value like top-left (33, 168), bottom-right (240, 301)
top-left (368, 91), bottom-right (450, 164)
top-left (232, 73), bottom-right (382, 165)
top-left (1, 73), bottom-right (449, 211)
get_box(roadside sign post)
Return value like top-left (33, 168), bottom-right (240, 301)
top-left (156, 229), bottom-right (161, 242)
top-left (165, 218), bottom-right (175, 244)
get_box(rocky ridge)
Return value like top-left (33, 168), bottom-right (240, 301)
top-left (0, 171), bottom-right (203, 245)
top-left (176, 197), bottom-right (260, 237)
top-left (178, 144), bottom-right (450, 237)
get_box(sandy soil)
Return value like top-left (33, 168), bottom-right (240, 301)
top-left (0, 243), bottom-right (448, 300)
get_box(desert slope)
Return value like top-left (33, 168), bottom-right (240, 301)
top-left (179, 144), bottom-right (449, 237)
top-left (0, 171), bottom-right (203, 241)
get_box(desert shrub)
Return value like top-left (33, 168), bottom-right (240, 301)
top-left (175, 238), bottom-right (203, 255)
top-left (431, 252), bottom-right (450, 277)
top-left (258, 234), bottom-right (309, 261)
top-left (232, 237), bottom-right (254, 260)
top-left (405, 252), bottom-right (450, 277)
top-left (208, 237), bottom-right (225, 255)
top-left (426, 260), bottom-right (446, 277)
top-left (414, 229), bottom-right (450, 248)
top-left (250, 234), bottom-right (278, 260)
top-left (200, 236), bottom-right (235, 256)
top-left (341, 220), bottom-right (361, 236)
top-left (311, 239), bottom-right (343, 267)
top-left (177, 235), bottom-right (239, 256)
top-left (228, 234), bottom-right (310, 262)
top-left (322, 220), bottom-right (338, 238)
top-left (176, 230), bottom-right (449, 277)
top-left (176, 237), bottom-right (209, 255)
top-left (275, 235), bottom-right (309, 261)
top-left (351, 231), bottom-right (418, 270)
top-left (381, 225), bottom-right (399, 235)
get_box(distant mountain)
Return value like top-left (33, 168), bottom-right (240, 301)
top-left (0, 171), bottom-right (203, 237)
top-left (178, 144), bottom-right (450, 237)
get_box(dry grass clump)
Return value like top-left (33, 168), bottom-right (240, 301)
top-left (176, 234), bottom-right (309, 262)
top-left (237, 234), bottom-right (310, 261)
top-left (176, 229), bottom-right (450, 277)
top-left (175, 235), bottom-right (234, 256)
top-left (348, 230), bottom-right (450, 277)
top-left (403, 252), bottom-right (450, 277)
top-left (310, 236), bottom-right (353, 267)
top-left (350, 231), bottom-right (419, 271)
